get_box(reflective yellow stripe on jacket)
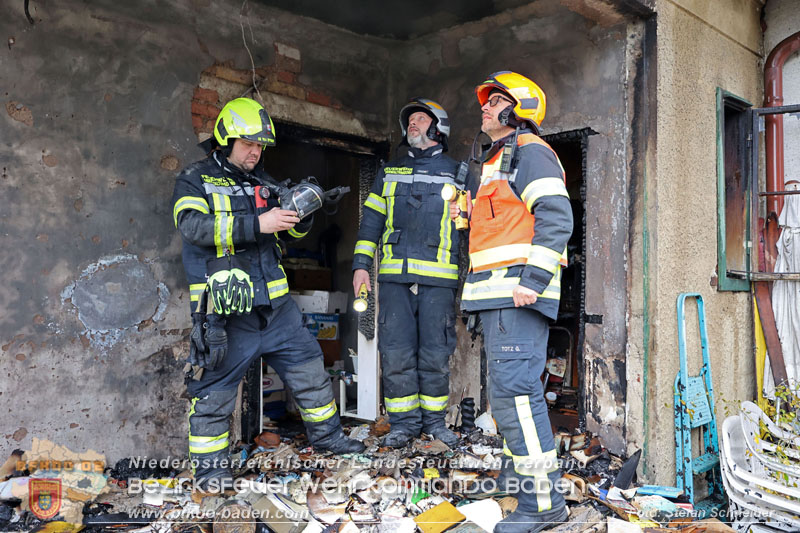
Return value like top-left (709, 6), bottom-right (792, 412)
top-left (365, 192), bottom-right (387, 215)
top-left (288, 226), bottom-right (308, 239)
top-left (267, 265), bottom-right (289, 300)
top-left (173, 196), bottom-right (210, 227)
top-left (462, 268), bottom-right (562, 303)
top-left (190, 283), bottom-right (206, 304)
top-left (407, 259), bottom-right (457, 280)
top-left (211, 193), bottom-right (234, 257)
top-left (354, 240), bottom-right (377, 260)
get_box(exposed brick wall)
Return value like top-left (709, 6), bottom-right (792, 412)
top-left (192, 42), bottom-right (344, 137)
top-left (191, 86), bottom-right (220, 135)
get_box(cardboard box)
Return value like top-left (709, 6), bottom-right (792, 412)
top-left (414, 501), bottom-right (465, 533)
top-left (319, 339), bottom-right (342, 366)
top-left (303, 313), bottom-right (339, 340)
top-left (251, 492), bottom-right (308, 533)
top-left (287, 266), bottom-right (332, 290)
top-left (291, 291), bottom-right (348, 314)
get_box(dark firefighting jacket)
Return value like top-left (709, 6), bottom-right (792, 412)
top-left (352, 145), bottom-right (461, 288)
top-left (172, 151), bottom-right (312, 309)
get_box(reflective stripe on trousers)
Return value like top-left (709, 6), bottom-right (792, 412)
top-left (187, 299), bottom-right (343, 448)
top-left (378, 282), bottom-right (456, 433)
top-left (481, 307), bottom-right (565, 514)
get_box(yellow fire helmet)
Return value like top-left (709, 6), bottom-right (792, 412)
top-left (476, 71), bottom-right (546, 131)
top-left (213, 97), bottom-right (276, 149)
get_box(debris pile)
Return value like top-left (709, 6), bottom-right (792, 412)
top-left (0, 417), bottom-right (739, 532)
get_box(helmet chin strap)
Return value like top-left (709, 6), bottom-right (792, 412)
top-left (499, 106), bottom-right (540, 135)
top-left (498, 106), bottom-right (513, 126)
top-left (426, 122), bottom-right (441, 143)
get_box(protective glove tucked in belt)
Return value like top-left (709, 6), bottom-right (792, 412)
top-left (207, 255), bottom-right (254, 315)
top-left (189, 289), bottom-right (209, 368)
top-left (189, 312), bottom-right (207, 366)
top-left (203, 314), bottom-right (227, 371)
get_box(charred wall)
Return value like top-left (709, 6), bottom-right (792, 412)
top-left (390, 1), bottom-right (639, 453)
top-left (0, 0), bottom-right (395, 462)
top-left (3, 0), bottom-right (647, 464)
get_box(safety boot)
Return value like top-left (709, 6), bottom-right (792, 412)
top-left (193, 453), bottom-right (234, 493)
top-left (381, 428), bottom-right (417, 448)
top-left (496, 456), bottom-right (519, 494)
top-left (493, 507), bottom-right (568, 533)
top-left (423, 422), bottom-right (459, 448)
top-left (314, 430), bottom-right (366, 455)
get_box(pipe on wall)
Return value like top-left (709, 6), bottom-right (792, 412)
top-left (764, 31), bottom-right (800, 216)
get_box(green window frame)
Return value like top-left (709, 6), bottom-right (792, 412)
top-left (716, 88), bottom-right (752, 291)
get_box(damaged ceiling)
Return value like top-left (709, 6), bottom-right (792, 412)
top-left (253, 0), bottom-right (653, 39)
top-left (253, 0), bottom-right (534, 39)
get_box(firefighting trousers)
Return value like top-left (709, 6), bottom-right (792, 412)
top-left (186, 298), bottom-right (341, 477)
top-left (377, 282), bottom-right (456, 435)
top-left (482, 307), bottom-right (565, 514)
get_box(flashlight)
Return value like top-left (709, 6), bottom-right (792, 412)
top-left (353, 284), bottom-right (368, 313)
top-left (441, 184), bottom-right (469, 231)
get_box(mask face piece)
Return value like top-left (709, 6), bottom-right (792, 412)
top-left (280, 183), bottom-right (324, 219)
top-left (470, 131), bottom-right (495, 163)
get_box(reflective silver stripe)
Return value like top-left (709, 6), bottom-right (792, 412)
top-left (365, 194), bottom-right (387, 214)
top-left (355, 240), bottom-right (377, 258)
top-left (299, 400), bottom-right (337, 422)
top-left (385, 394), bottom-right (421, 413)
top-left (463, 281), bottom-right (520, 298)
top-left (267, 279), bottom-right (288, 296)
top-left (203, 183), bottom-right (255, 196)
top-left (481, 170), bottom-right (514, 185)
top-left (217, 214), bottom-right (231, 255)
top-left (174, 198), bottom-right (210, 213)
top-left (527, 245), bottom-right (562, 275)
top-left (384, 173), bottom-right (414, 183)
top-left (188, 435), bottom-right (228, 452)
top-left (190, 284), bottom-right (206, 302)
top-left (520, 178), bottom-right (568, 209)
top-left (383, 173), bottom-right (455, 185)
top-left (407, 259), bottom-right (458, 275)
top-left (420, 395), bottom-right (448, 411)
top-left (411, 173), bottom-right (454, 184)
top-left (463, 270), bottom-right (562, 302)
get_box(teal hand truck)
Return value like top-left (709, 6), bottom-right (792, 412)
top-left (673, 293), bottom-right (725, 515)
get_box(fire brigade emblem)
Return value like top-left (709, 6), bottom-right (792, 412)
top-left (29, 479), bottom-right (61, 520)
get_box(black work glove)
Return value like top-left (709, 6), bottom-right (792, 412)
top-left (203, 314), bottom-right (228, 371)
top-left (188, 311), bottom-right (207, 367)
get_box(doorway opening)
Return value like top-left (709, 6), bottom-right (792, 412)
top-left (541, 128), bottom-right (591, 432)
top-left (240, 123), bottom-right (389, 443)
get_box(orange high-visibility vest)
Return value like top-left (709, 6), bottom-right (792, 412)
top-left (469, 134), bottom-right (567, 273)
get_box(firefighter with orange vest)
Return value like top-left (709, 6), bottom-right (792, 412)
top-left (451, 72), bottom-right (572, 532)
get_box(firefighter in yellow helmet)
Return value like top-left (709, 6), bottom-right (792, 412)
top-left (172, 98), bottom-right (364, 490)
top-left (452, 72), bottom-right (572, 532)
